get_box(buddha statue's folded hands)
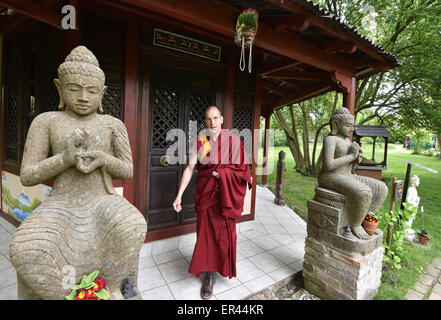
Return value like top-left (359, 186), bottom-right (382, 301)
top-left (63, 128), bottom-right (87, 167)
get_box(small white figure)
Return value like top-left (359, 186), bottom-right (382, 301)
top-left (404, 175), bottom-right (420, 241)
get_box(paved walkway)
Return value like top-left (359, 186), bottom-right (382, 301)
top-left (0, 185), bottom-right (307, 300)
top-left (405, 257), bottom-right (441, 300)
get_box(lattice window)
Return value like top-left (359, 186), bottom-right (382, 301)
top-left (233, 105), bottom-right (254, 163)
top-left (188, 92), bottom-right (211, 142)
top-left (39, 71), bottom-right (59, 112)
top-left (4, 80), bottom-right (20, 163)
top-left (233, 105), bottom-right (253, 132)
top-left (102, 84), bottom-right (124, 120)
top-left (151, 87), bottom-right (180, 149)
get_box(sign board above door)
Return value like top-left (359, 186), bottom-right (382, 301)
top-left (153, 28), bottom-right (222, 62)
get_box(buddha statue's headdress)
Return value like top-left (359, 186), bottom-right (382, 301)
top-left (58, 46), bottom-right (105, 84)
top-left (56, 46), bottom-right (106, 111)
top-left (330, 107), bottom-right (354, 135)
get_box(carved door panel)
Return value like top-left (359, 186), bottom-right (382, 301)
top-left (146, 64), bottom-right (215, 231)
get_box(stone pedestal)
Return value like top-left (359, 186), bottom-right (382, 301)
top-left (303, 237), bottom-right (384, 300)
top-left (302, 186), bottom-right (384, 300)
top-left (404, 212), bottom-right (417, 242)
top-left (307, 187), bottom-right (383, 256)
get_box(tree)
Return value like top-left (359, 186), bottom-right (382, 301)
top-left (330, 0), bottom-right (441, 146)
top-left (274, 91), bottom-right (340, 176)
top-left (274, 0), bottom-right (441, 172)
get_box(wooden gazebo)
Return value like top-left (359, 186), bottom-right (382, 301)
top-left (353, 125), bottom-right (392, 181)
top-left (0, 0), bottom-right (399, 243)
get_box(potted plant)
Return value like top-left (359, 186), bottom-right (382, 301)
top-left (417, 228), bottom-right (432, 246)
top-left (362, 212), bottom-right (379, 236)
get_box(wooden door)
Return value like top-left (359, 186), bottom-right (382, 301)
top-left (146, 63), bottom-right (216, 231)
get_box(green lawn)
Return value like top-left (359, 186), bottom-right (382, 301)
top-left (258, 146), bottom-right (317, 220)
top-left (258, 144), bottom-right (441, 300)
top-left (375, 148), bottom-right (441, 300)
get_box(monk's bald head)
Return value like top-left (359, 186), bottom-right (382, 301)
top-left (204, 106), bottom-right (223, 135)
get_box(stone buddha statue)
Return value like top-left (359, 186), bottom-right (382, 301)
top-left (317, 108), bottom-right (388, 240)
top-left (9, 46), bottom-right (147, 300)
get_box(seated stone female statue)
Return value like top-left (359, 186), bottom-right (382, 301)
top-left (9, 46), bottom-right (147, 300)
top-left (318, 108), bottom-right (388, 240)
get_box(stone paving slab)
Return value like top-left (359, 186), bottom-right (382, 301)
top-left (418, 273), bottom-right (437, 287)
top-left (405, 289), bottom-right (424, 300)
top-left (429, 283), bottom-right (441, 300)
top-left (433, 258), bottom-right (441, 270)
top-left (429, 291), bottom-right (441, 300)
top-left (426, 264), bottom-right (439, 277)
top-left (413, 282), bottom-right (430, 295)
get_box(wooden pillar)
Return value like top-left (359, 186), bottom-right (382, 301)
top-left (224, 49), bottom-right (235, 130)
top-left (333, 71), bottom-right (356, 115)
top-left (342, 76), bottom-right (356, 115)
top-left (333, 72), bottom-right (356, 141)
top-left (250, 75), bottom-right (262, 216)
top-left (123, 21), bottom-right (138, 206)
top-left (261, 112), bottom-right (271, 185)
top-left (343, 77), bottom-right (356, 115)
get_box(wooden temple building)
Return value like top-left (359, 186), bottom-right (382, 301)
top-left (0, 0), bottom-right (399, 243)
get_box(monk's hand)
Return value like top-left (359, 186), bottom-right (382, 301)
top-left (63, 128), bottom-right (85, 166)
top-left (173, 197), bottom-right (182, 213)
top-left (76, 150), bottom-right (106, 174)
top-left (211, 171), bottom-right (220, 179)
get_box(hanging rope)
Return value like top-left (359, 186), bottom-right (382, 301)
top-left (248, 40), bottom-right (253, 73)
top-left (240, 36), bottom-right (246, 71)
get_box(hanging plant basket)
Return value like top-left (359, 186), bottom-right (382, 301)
top-left (234, 8), bottom-right (259, 73)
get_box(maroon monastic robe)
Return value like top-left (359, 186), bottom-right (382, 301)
top-left (188, 129), bottom-right (251, 278)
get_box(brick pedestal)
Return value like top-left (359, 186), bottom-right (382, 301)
top-left (303, 237), bottom-right (384, 300)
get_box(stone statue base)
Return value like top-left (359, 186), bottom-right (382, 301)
top-left (404, 229), bottom-right (416, 242)
top-left (303, 237), bottom-right (384, 300)
top-left (307, 187), bottom-right (383, 256)
top-left (303, 186), bottom-right (384, 299)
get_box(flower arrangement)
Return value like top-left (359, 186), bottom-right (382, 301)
top-left (65, 270), bottom-right (110, 300)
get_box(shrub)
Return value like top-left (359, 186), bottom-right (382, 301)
top-left (273, 129), bottom-right (288, 146)
top-left (377, 203), bottom-right (416, 270)
top-left (424, 148), bottom-right (437, 157)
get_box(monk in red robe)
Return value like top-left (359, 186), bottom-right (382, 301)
top-left (173, 106), bottom-right (251, 299)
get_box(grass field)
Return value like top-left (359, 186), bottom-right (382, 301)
top-left (258, 144), bottom-right (441, 300)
